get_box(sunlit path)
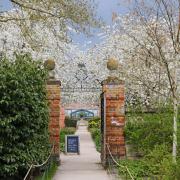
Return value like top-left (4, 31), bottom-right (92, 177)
top-left (53, 120), bottom-right (110, 180)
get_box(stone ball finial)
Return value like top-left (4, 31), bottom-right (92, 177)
top-left (44, 59), bottom-right (55, 71)
top-left (107, 58), bottom-right (119, 71)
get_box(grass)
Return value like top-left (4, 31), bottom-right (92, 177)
top-left (35, 160), bottom-right (58, 180)
top-left (60, 127), bottom-right (76, 152)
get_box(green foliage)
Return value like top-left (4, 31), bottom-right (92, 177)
top-left (88, 117), bottom-right (101, 152)
top-left (0, 54), bottom-right (50, 179)
top-left (118, 159), bottom-right (151, 179)
top-left (35, 159), bottom-right (58, 180)
top-left (121, 111), bottom-right (180, 179)
top-left (65, 116), bottom-right (77, 128)
top-left (89, 128), bottom-right (101, 152)
top-left (88, 117), bottom-right (101, 129)
top-left (119, 145), bottom-right (180, 179)
top-left (60, 127), bottom-right (76, 152)
top-left (125, 112), bottom-right (174, 155)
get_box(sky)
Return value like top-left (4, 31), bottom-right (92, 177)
top-left (73, 0), bottom-right (128, 50)
top-left (0, 0), bottom-right (128, 50)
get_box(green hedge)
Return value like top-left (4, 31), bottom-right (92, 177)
top-left (65, 116), bottom-right (77, 127)
top-left (60, 127), bottom-right (76, 152)
top-left (88, 117), bottom-right (101, 152)
top-left (89, 128), bottom-right (101, 152)
top-left (0, 54), bottom-right (50, 179)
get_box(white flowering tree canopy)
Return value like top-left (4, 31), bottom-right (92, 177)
top-left (0, 0), bottom-right (179, 107)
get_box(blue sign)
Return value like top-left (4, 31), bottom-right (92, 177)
top-left (65, 135), bottom-right (80, 154)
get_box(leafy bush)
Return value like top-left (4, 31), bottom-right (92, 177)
top-left (88, 117), bottom-right (101, 152)
top-left (35, 158), bottom-right (58, 180)
top-left (65, 116), bottom-right (77, 127)
top-left (119, 145), bottom-right (180, 179)
top-left (89, 128), bottom-right (101, 152)
top-left (123, 112), bottom-right (180, 179)
top-left (144, 145), bottom-right (180, 179)
top-left (60, 127), bottom-right (76, 152)
top-left (125, 112), bottom-right (174, 155)
top-left (88, 117), bottom-right (101, 129)
top-left (118, 159), bottom-right (151, 179)
top-left (0, 54), bottom-right (50, 179)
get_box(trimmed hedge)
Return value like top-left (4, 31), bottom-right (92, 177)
top-left (0, 54), bottom-right (50, 179)
top-left (65, 116), bottom-right (77, 127)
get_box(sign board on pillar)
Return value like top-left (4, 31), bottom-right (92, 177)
top-left (65, 135), bottom-right (80, 154)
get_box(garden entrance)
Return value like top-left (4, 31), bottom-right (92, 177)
top-left (46, 58), bottom-right (126, 167)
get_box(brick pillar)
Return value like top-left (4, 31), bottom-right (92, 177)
top-left (60, 106), bottom-right (65, 129)
top-left (101, 77), bottom-right (126, 166)
top-left (47, 80), bottom-right (61, 164)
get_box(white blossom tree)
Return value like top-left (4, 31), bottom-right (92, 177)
top-left (88, 0), bottom-right (179, 162)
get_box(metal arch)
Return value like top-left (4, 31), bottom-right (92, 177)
top-left (61, 88), bottom-right (101, 93)
top-left (70, 109), bottom-right (95, 118)
top-left (61, 62), bottom-right (102, 93)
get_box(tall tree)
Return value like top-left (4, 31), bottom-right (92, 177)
top-left (0, 0), bottom-right (100, 46)
top-left (123, 0), bottom-right (180, 162)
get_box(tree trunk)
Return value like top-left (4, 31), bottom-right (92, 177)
top-left (172, 96), bottom-right (178, 163)
top-left (172, 64), bottom-right (178, 163)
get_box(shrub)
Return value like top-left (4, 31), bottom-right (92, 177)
top-left (0, 54), bottom-right (50, 179)
top-left (89, 128), bottom-right (101, 152)
top-left (35, 158), bottom-right (58, 180)
top-left (119, 145), bottom-right (180, 179)
top-left (125, 112), bottom-right (174, 155)
top-left (60, 127), bottom-right (76, 152)
top-left (65, 116), bottom-right (77, 127)
top-left (123, 112), bottom-right (180, 179)
top-left (144, 145), bottom-right (180, 179)
top-left (88, 117), bottom-right (101, 129)
top-left (88, 117), bottom-right (101, 152)
top-left (118, 159), bottom-right (151, 179)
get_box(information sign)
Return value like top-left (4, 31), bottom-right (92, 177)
top-left (65, 135), bottom-right (80, 154)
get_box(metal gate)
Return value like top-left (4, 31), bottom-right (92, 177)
top-left (100, 92), bottom-right (106, 166)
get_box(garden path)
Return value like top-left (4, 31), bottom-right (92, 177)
top-left (53, 119), bottom-right (111, 180)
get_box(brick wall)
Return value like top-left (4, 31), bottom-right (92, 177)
top-left (60, 106), bottom-right (65, 129)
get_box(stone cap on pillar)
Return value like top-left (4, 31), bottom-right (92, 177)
top-left (47, 80), bottom-right (61, 86)
top-left (102, 58), bottom-right (125, 86)
top-left (101, 76), bottom-right (125, 86)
